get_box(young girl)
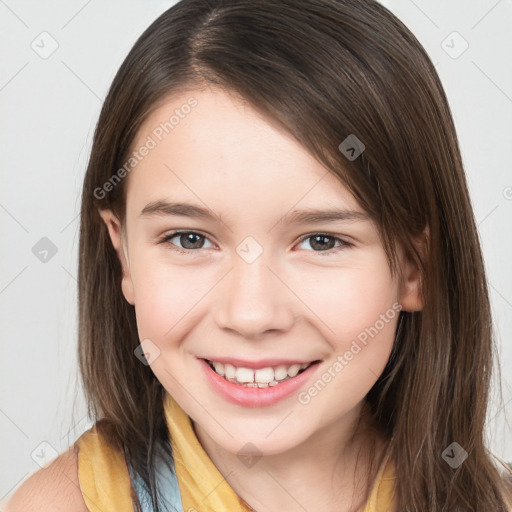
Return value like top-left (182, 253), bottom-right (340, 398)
top-left (5, 0), bottom-right (512, 511)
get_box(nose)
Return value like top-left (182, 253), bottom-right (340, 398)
top-left (213, 251), bottom-right (297, 340)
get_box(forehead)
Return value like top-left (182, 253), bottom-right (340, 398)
top-left (125, 87), bottom-right (363, 221)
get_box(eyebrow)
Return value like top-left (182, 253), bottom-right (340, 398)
top-left (139, 200), bottom-right (370, 225)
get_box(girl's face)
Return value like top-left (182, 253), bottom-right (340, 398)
top-left (100, 86), bottom-right (422, 456)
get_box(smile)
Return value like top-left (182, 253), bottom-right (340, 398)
top-left (199, 357), bottom-right (322, 408)
top-left (205, 359), bottom-right (313, 388)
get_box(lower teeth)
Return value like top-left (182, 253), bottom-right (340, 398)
top-left (229, 378), bottom-right (283, 388)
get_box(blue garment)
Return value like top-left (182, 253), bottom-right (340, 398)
top-left (127, 447), bottom-right (184, 512)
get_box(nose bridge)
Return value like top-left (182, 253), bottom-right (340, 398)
top-left (214, 241), bottom-right (296, 337)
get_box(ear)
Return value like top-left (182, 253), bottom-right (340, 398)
top-left (98, 208), bottom-right (135, 306)
top-left (398, 226), bottom-right (429, 312)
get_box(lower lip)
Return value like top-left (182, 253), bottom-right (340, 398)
top-left (199, 358), bottom-right (321, 408)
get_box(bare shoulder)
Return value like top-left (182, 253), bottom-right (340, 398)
top-left (2, 445), bottom-right (88, 512)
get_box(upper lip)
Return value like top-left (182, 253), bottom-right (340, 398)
top-left (200, 356), bottom-right (320, 370)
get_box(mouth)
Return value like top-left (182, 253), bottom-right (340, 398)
top-left (203, 358), bottom-right (320, 388)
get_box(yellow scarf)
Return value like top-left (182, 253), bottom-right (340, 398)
top-left (76, 392), bottom-right (396, 511)
top-left (164, 392), bottom-right (253, 511)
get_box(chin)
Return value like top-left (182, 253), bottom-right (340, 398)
top-left (209, 425), bottom-right (305, 458)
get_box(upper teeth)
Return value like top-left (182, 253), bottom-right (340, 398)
top-left (210, 361), bottom-right (312, 384)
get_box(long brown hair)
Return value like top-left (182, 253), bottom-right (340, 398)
top-left (77, 0), bottom-right (512, 510)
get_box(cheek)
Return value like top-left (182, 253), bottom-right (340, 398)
top-left (296, 257), bottom-right (400, 398)
top-left (129, 254), bottom-right (212, 341)
top-left (297, 257), bottom-right (399, 343)
top-left (294, 266), bottom-right (400, 413)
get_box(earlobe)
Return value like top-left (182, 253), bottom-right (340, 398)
top-left (398, 227), bottom-right (429, 312)
top-left (98, 208), bottom-right (135, 306)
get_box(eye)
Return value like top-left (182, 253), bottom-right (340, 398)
top-left (296, 233), bottom-right (352, 254)
top-left (158, 231), bottom-right (215, 254)
top-left (158, 231), bottom-right (352, 256)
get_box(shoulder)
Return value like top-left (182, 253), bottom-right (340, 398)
top-left (1, 445), bottom-right (88, 512)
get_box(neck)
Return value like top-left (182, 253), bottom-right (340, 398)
top-left (192, 403), bottom-right (388, 512)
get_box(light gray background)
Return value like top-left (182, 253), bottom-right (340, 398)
top-left (1, 0), bottom-right (511, 502)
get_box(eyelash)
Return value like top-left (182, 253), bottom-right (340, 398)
top-left (157, 230), bottom-right (353, 256)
